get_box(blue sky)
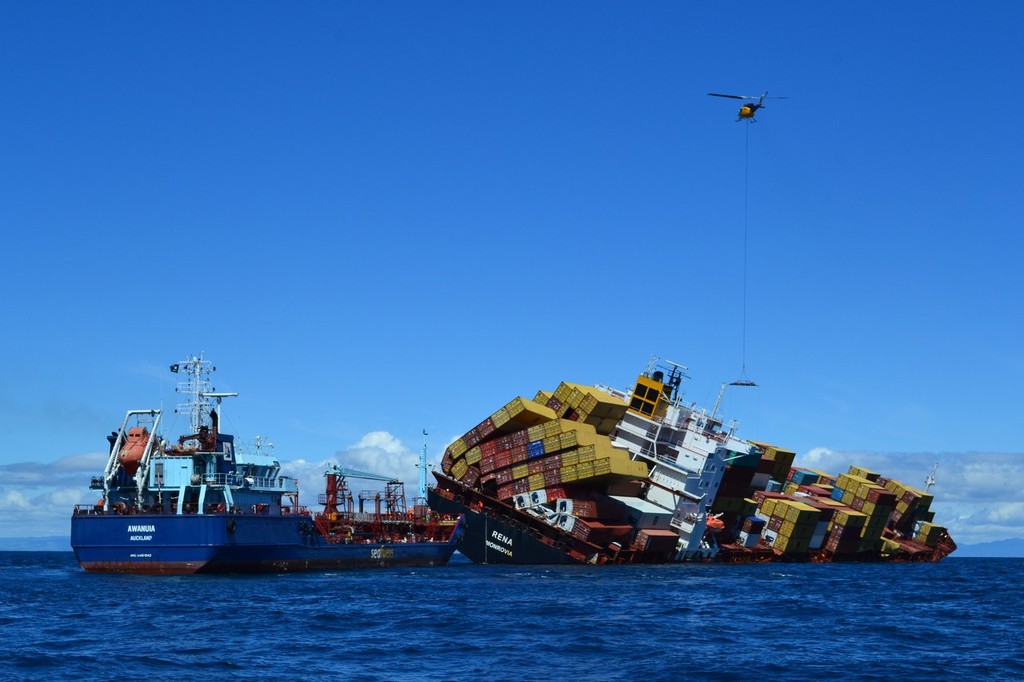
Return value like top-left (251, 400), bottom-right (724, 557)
top-left (1, 3), bottom-right (1021, 546)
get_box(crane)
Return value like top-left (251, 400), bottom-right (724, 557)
top-left (325, 464), bottom-right (399, 484)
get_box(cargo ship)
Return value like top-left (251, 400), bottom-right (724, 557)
top-left (71, 354), bottom-right (462, 574)
top-left (428, 358), bottom-right (956, 565)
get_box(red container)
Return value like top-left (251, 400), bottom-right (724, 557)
top-left (510, 444), bottom-right (529, 463)
top-left (741, 517), bottom-right (766, 533)
top-left (635, 529), bottom-right (679, 553)
top-left (478, 418), bottom-right (496, 439)
top-left (868, 488), bottom-right (897, 506)
top-left (543, 470), bottom-right (562, 486)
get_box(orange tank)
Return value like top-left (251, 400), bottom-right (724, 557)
top-left (118, 427), bottom-right (149, 476)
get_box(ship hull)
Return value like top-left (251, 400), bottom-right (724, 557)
top-left (429, 488), bottom-right (580, 564)
top-left (71, 513), bottom-right (461, 574)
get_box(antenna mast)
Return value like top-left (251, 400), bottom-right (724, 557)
top-left (418, 429), bottom-right (428, 502)
top-left (171, 352), bottom-right (238, 433)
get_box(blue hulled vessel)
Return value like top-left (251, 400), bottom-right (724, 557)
top-left (71, 354), bottom-right (462, 574)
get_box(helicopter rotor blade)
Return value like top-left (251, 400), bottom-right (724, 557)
top-left (707, 92), bottom-right (752, 100)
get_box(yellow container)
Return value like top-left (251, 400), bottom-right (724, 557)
top-left (577, 444), bottom-right (596, 463)
top-left (527, 473), bottom-right (545, 490)
top-left (542, 434), bottom-right (561, 454)
top-left (775, 534), bottom-right (809, 554)
top-left (448, 438), bottom-right (468, 459)
top-left (503, 397), bottom-right (558, 430)
top-left (835, 509), bottom-right (867, 528)
top-left (465, 446), bottom-right (482, 465)
top-left (527, 423), bottom-right (546, 442)
top-left (491, 406), bottom-right (511, 428)
top-left (512, 464), bottom-right (529, 480)
top-left (776, 500), bottom-right (820, 524)
top-left (848, 465), bottom-right (879, 482)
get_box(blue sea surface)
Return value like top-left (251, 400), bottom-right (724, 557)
top-left (0, 553), bottom-right (1020, 681)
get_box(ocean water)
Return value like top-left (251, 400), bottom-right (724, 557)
top-left (1, 553), bottom-right (1020, 681)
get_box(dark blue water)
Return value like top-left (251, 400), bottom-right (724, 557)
top-left (1, 553), bottom-right (1020, 681)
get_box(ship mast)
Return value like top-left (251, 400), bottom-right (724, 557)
top-left (171, 353), bottom-right (237, 436)
top-left (418, 429), bottom-right (428, 502)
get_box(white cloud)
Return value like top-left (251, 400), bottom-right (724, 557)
top-left (0, 490), bottom-right (32, 511)
top-left (0, 487), bottom-right (96, 538)
top-left (986, 502), bottom-right (1024, 524)
top-left (276, 430), bottom-right (441, 510)
top-left (51, 452), bottom-right (107, 473)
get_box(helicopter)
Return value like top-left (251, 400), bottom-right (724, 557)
top-left (708, 91), bottom-right (787, 122)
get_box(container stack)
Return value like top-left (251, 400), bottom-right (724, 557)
top-left (726, 463), bottom-right (952, 561)
top-left (825, 508), bottom-right (867, 556)
top-left (914, 521), bottom-right (945, 547)
top-left (769, 500), bottom-right (821, 554)
top-left (541, 382), bottom-right (629, 435)
top-left (751, 442), bottom-right (797, 488)
top-left (881, 478), bottom-right (936, 531)
top-left (440, 388), bottom-right (651, 544)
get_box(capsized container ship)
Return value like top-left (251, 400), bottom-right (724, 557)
top-left (71, 354), bottom-right (463, 574)
top-left (429, 358), bottom-right (956, 565)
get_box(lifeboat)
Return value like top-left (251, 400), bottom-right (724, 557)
top-left (118, 427), bottom-right (149, 476)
